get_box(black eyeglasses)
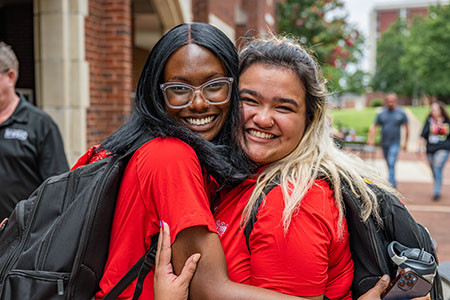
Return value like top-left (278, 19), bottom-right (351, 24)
top-left (1, 68), bottom-right (9, 74)
top-left (160, 77), bottom-right (233, 109)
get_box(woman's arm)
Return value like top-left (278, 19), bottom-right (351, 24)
top-left (172, 225), bottom-right (319, 300)
top-left (154, 222), bottom-right (200, 300)
top-left (169, 226), bottom-right (400, 300)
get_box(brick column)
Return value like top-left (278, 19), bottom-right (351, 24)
top-left (192, 0), bottom-right (209, 23)
top-left (85, 0), bottom-right (132, 147)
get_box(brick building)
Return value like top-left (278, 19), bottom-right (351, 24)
top-left (368, 0), bottom-right (448, 75)
top-left (0, 0), bottom-right (276, 164)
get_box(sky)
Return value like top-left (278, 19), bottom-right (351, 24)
top-left (342, 0), bottom-right (390, 70)
top-left (343, 0), bottom-right (379, 38)
top-left (343, 0), bottom-right (434, 37)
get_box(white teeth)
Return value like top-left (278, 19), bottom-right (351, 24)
top-left (186, 116), bottom-right (214, 125)
top-left (249, 129), bottom-right (274, 139)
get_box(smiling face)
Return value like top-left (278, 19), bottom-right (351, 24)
top-left (239, 63), bottom-right (307, 164)
top-left (163, 44), bottom-right (230, 141)
top-left (430, 103), bottom-right (442, 120)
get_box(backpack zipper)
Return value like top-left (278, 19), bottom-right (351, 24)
top-left (65, 156), bottom-right (119, 297)
top-left (7, 270), bottom-right (69, 296)
top-left (368, 220), bottom-right (391, 273)
top-left (36, 169), bottom-right (81, 270)
top-left (0, 178), bottom-right (51, 284)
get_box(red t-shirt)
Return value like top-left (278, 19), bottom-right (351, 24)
top-left (96, 137), bottom-right (217, 299)
top-left (214, 177), bottom-right (354, 299)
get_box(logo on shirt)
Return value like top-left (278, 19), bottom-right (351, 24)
top-left (215, 220), bottom-right (228, 237)
top-left (4, 128), bottom-right (28, 141)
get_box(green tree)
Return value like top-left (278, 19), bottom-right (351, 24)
top-left (402, 5), bottom-right (450, 102)
top-left (371, 19), bottom-right (413, 97)
top-left (277, 0), bottom-right (367, 94)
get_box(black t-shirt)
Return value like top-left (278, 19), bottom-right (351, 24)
top-left (0, 94), bottom-right (69, 219)
top-left (421, 117), bottom-right (450, 154)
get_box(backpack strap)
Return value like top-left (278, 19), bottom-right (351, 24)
top-left (103, 233), bottom-right (159, 300)
top-left (243, 176), bottom-right (280, 252)
top-left (242, 176), bottom-right (333, 300)
top-left (102, 134), bottom-right (159, 299)
top-left (123, 132), bottom-right (155, 158)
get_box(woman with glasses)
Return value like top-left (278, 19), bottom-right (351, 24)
top-left (94, 23), bottom-right (321, 300)
top-left (148, 30), bottom-right (406, 300)
top-left (87, 23), bottom-right (397, 300)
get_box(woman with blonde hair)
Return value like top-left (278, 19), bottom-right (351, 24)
top-left (214, 36), bottom-right (398, 299)
top-left (74, 23), bottom-right (397, 300)
top-left (150, 34), bottom-right (427, 300)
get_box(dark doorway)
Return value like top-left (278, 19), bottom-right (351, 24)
top-left (0, 0), bottom-right (35, 104)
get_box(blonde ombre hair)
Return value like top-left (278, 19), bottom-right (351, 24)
top-left (239, 36), bottom-right (398, 233)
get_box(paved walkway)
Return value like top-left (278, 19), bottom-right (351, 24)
top-left (351, 148), bottom-right (450, 262)
top-left (347, 105), bottom-right (450, 261)
top-left (346, 108), bottom-right (450, 292)
top-left (350, 107), bottom-right (450, 261)
top-left (403, 107), bottom-right (423, 152)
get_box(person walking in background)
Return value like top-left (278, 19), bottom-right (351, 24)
top-left (0, 42), bottom-right (68, 220)
top-left (420, 101), bottom-right (450, 200)
top-left (368, 93), bottom-right (409, 188)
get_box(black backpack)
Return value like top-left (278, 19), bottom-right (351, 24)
top-left (244, 178), bottom-right (443, 300)
top-left (0, 135), bottom-right (158, 300)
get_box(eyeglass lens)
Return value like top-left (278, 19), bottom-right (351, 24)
top-left (165, 80), bottom-right (230, 107)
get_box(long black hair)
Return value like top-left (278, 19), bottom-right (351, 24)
top-left (101, 23), bottom-right (254, 186)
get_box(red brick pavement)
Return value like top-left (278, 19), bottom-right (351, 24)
top-left (396, 151), bottom-right (450, 262)
top-left (398, 182), bottom-right (450, 262)
top-left (352, 148), bottom-right (450, 262)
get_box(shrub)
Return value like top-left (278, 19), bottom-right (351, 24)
top-left (370, 98), bottom-right (383, 107)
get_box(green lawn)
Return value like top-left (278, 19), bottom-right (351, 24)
top-left (329, 107), bottom-right (379, 144)
top-left (330, 105), bottom-right (450, 144)
top-left (407, 105), bottom-right (450, 123)
top-left (407, 106), bottom-right (429, 123)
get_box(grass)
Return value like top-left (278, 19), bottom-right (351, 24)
top-left (329, 107), bottom-right (380, 144)
top-left (407, 106), bottom-right (429, 123)
top-left (407, 105), bottom-right (450, 123)
top-left (330, 105), bottom-right (450, 145)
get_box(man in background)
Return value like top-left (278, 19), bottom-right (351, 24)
top-left (0, 42), bottom-right (68, 220)
top-left (368, 93), bottom-right (409, 188)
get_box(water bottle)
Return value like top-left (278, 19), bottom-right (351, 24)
top-left (387, 241), bottom-right (437, 282)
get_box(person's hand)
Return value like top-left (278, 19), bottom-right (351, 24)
top-left (358, 275), bottom-right (390, 300)
top-left (154, 221), bottom-right (201, 300)
top-left (358, 275), bottom-right (430, 300)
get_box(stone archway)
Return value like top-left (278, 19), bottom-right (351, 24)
top-left (132, 0), bottom-right (187, 91)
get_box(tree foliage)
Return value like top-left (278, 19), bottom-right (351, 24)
top-left (402, 5), bottom-right (450, 102)
top-left (371, 4), bottom-right (450, 102)
top-left (277, 0), bottom-right (367, 94)
top-left (371, 20), bottom-right (413, 96)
